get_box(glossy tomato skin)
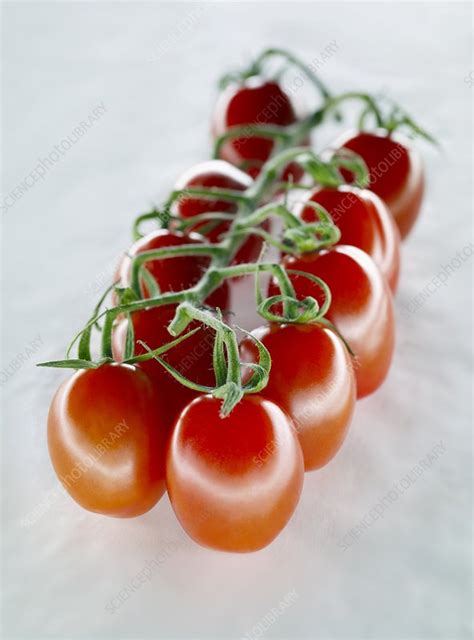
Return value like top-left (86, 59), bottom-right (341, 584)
top-left (112, 306), bottom-right (218, 428)
top-left (297, 185), bottom-right (401, 291)
top-left (173, 160), bottom-right (264, 265)
top-left (167, 395), bottom-right (304, 552)
top-left (270, 246), bottom-right (395, 398)
top-left (240, 324), bottom-right (356, 471)
top-left (116, 229), bottom-right (229, 310)
top-left (212, 77), bottom-right (304, 181)
top-left (173, 160), bottom-right (252, 233)
top-left (335, 129), bottom-right (424, 239)
top-left (47, 364), bottom-right (167, 517)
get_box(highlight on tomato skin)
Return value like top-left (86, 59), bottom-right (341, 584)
top-left (47, 363), bottom-right (168, 518)
top-left (296, 185), bottom-right (401, 292)
top-left (332, 129), bottom-right (425, 239)
top-left (270, 245), bottom-right (395, 398)
top-left (112, 306), bottom-right (220, 429)
top-left (173, 160), bottom-right (252, 233)
top-left (212, 77), bottom-right (305, 181)
top-left (166, 394), bottom-right (304, 553)
top-left (115, 228), bottom-right (229, 310)
top-left (172, 160), bottom-right (266, 266)
top-left (240, 323), bottom-right (356, 471)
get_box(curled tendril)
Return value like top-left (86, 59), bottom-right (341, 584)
top-left (280, 201), bottom-right (340, 254)
top-left (329, 148), bottom-right (370, 188)
top-left (283, 221), bottom-right (340, 254)
top-left (235, 326), bottom-right (271, 394)
top-left (258, 268), bottom-right (332, 325)
top-left (258, 294), bottom-right (320, 324)
top-left (286, 269), bottom-right (332, 318)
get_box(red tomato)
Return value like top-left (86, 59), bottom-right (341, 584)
top-left (334, 130), bottom-right (424, 239)
top-left (167, 394), bottom-right (304, 552)
top-left (173, 160), bottom-right (265, 265)
top-left (269, 246), bottom-right (395, 398)
top-left (47, 363), bottom-right (167, 517)
top-left (116, 229), bottom-right (228, 310)
top-left (212, 77), bottom-right (304, 180)
top-left (240, 323), bottom-right (356, 470)
top-left (112, 306), bottom-right (218, 428)
top-left (296, 185), bottom-right (401, 291)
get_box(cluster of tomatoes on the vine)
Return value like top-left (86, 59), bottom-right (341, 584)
top-left (42, 48), bottom-right (433, 552)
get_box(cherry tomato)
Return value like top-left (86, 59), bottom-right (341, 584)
top-left (116, 229), bottom-right (228, 310)
top-left (334, 129), bottom-right (424, 239)
top-left (47, 363), bottom-right (167, 517)
top-left (113, 306), bottom-right (219, 428)
top-left (173, 160), bottom-right (265, 265)
top-left (296, 185), bottom-right (401, 291)
top-left (240, 323), bottom-right (356, 470)
top-left (212, 77), bottom-right (304, 180)
top-left (269, 246), bottom-right (395, 398)
top-left (167, 394), bottom-right (304, 552)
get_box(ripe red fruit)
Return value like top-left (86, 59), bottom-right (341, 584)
top-left (213, 77), bottom-right (305, 181)
top-left (334, 130), bottom-right (424, 239)
top-left (296, 185), bottom-right (401, 291)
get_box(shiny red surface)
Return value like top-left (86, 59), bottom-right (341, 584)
top-left (240, 323), bottom-right (356, 470)
top-left (298, 185), bottom-right (401, 291)
top-left (213, 77), bottom-right (305, 181)
top-left (270, 246), bottom-right (395, 397)
top-left (48, 364), bottom-right (167, 517)
top-left (335, 130), bottom-right (425, 238)
top-left (167, 395), bottom-right (304, 552)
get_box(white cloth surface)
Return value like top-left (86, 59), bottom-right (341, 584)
top-left (2, 2), bottom-right (472, 639)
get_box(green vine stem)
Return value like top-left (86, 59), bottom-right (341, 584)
top-left (40, 147), bottom-right (349, 413)
top-left (39, 47), bottom-right (437, 417)
top-left (218, 46), bottom-right (332, 102)
top-left (129, 244), bottom-right (225, 297)
top-left (137, 302), bottom-right (272, 416)
top-left (39, 326), bottom-right (203, 370)
top-left (225, 201), bottom-right (341, 255)
top-left (320, 92), bottom-right (437, 144)
top-left (165, 186), bottom-right (252, 211)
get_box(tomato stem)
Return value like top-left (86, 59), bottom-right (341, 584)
top-left (41, 47), bottom-right (434, 416)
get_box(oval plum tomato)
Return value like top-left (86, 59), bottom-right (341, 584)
top-left (47, 363), bottom-right (167, 517)
top-left (270, 246), bottom-right (395, 398)
top-left (240, 323), bottom-right (356, 471)
top-left (173, 160), bottom-right (265, 265)
top-left (112, 306), bottom-right (219, 428)
top-left (212, 77), bottom-right (304, 181)
top-left (334, 129), bottom-right (424, 239)
top-left (167, 394), bottom-right (304, 552)
top-left (116, 229), bottom-right (229, 310)
top-left (297, 185), bottom-right (401, 291)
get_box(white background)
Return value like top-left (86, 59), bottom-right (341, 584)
top-left (2, 2), bottom-right (472, 639)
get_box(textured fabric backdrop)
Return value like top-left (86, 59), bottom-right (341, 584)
top-left (2, 2), bottom-right (472, 639)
